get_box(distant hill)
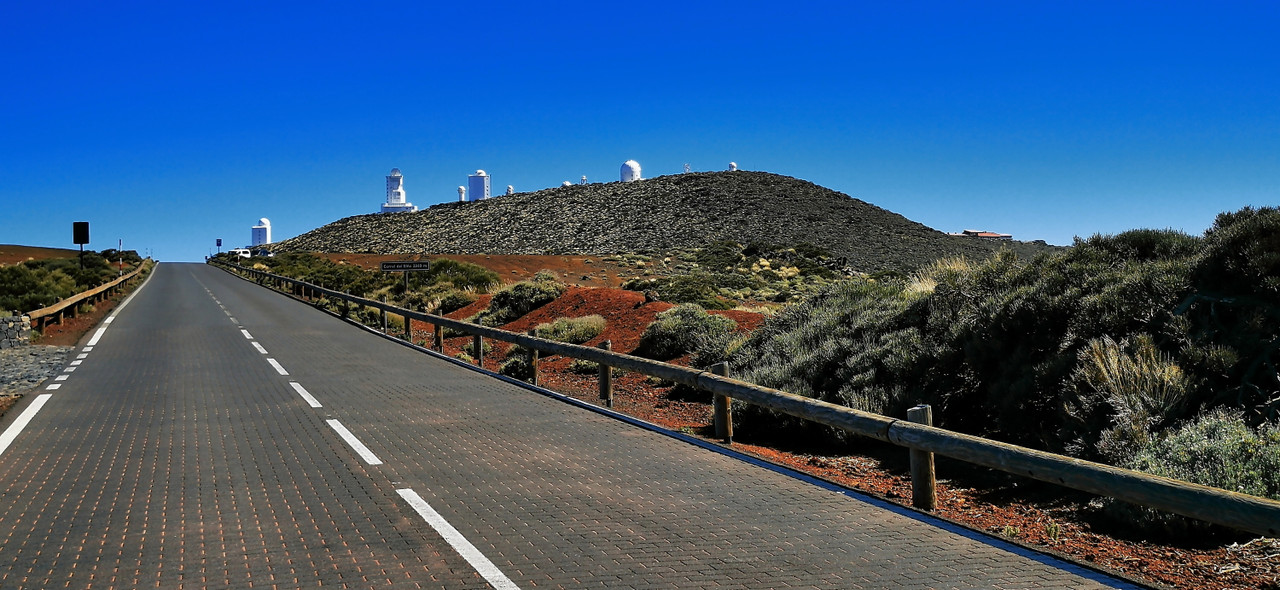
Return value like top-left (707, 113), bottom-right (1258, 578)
top-left (272, 171), bottom-right (1059, 273)
top-left (0, 245), bottom-right (81, 266)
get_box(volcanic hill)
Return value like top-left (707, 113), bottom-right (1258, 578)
top-left (273, 171), bottom-right (1056, 272)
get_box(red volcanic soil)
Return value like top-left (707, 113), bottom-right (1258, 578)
top-left (0, 244), bottom-right (80, 266)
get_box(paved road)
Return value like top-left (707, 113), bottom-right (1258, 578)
top-left (0, 263), bottom-right (1146, 589)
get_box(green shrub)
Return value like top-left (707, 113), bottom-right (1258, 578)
top-left (634, 304), bottom-right (737, 360)
top-left (420, 258), bottom-right (502, 293)
top-left (1108, 409), bottom-right (1280, 535)
top-left (499, 354), bottom-right (536, 381)
top-left (436, 290), bottom-right (478, 314)
top-left (534, 315), bottom-right (605, 344)
top-left (1064, 335), bottom-right (1191, 463)
top-left (694, 240), bottom-right (744, 271)
top-left (463, 338), bottom-right (494, 358)
top-left (568, 358), bottom-right (600, 374)
top-left (476, 274), bottom-right (566, 327)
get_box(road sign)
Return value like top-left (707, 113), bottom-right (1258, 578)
top-left (73, 222), bottom-right (89, 245)
top-left (380, 261), bottom-right (432, 272)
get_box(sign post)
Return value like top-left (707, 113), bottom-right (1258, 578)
top-left (73, 222), bottom-right (89, 270)
top-left (380, 260), bottom-right (432, 293)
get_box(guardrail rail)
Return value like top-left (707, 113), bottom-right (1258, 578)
top-left (210, 259), bottom-right (1280, 537)
top-left (27, 261), bottom-right (152, 331)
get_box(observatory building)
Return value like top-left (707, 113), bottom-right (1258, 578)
top-left (381, 168), bottom-right (417, 213)
top-left (621, 160), bottom-right (642, 182)
top-left (468, 170), bottom-right (490, 201)
top-left (251, 218), bottom-right (271, 247)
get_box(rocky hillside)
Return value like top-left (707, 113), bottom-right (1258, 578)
top-left (273, 171), bottom-right (1057, 273)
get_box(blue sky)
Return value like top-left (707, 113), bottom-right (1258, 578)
top-left (2, 1), bottom-right (1276, 262)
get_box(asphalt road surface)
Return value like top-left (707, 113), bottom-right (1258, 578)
top-left (0, 263), bottom-right (1146, 589)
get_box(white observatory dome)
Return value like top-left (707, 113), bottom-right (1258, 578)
top-left (474, 169), bottom-right (487, 176)
top-left (621, 160), bottom-right (642, 182)
top-left (390, 168), bottom-right (401, 176)
top-left (258, 218), bottom-right (270, 227)
top-left (728, 162), bottom-right (738, 171)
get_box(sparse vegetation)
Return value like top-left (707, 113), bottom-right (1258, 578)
top-left (476, 271), bottom-right (566, 327)
top-left (533, 315), bottom-right (605, 345)
top-left (621, 241), bottom-right (844, 306)
top-left (634, 303), bottom-right (738, 361)
top-left (0, 249), bottom-right (143, 313)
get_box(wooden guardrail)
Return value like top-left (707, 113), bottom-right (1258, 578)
top-left (212, 259), bottom-right (1280, 537)
top-left (27, 261), bottom-right (152, 331)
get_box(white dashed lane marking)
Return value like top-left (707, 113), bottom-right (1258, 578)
top-left (252, 342), bottom-right (268, 355)
top-left (266, 358), bottom-right (289, 376)
top-left (397, 488), bottom-right (522, 590)
top-left (241, 329), bottom-right (254, 340)
top-left (0, 394), bottom-right (54, 458)
top-left (326, 420), bottom-right (382, 465)
top-left (289, 382), bottom-right (323, 408)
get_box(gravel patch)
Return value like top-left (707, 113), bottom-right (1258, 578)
top-left (0, 346), bottom-right (73, 393)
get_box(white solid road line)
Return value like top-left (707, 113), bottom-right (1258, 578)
top-left (267, 358), bottom-right (289, 376)
top-left (84, 263), bottom-right (152, 348)
top-left (326, 420), bottom-right (383, 465)
top-left (252, 342), bottom-right (268, 354)
top-left (289, 382), bottom-right (323, 408)
top-left (0, 394), bottom-right (53, 457)
top-left (397, 488), bottom-right (522, 590)
top-left (87, 327), bottom-right (108, 347)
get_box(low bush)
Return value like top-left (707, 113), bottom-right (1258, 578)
top-left (499, 354), bottom-right (536, 381)
top-left (462, 338), bottom-right (494, 358)
top-left (436, 290), bottom-right (478, 314)
top-left (633, 304), bottom-right (737, 361)
top-left (476, 272), bottom-right (566, 327)
top-left (1107, 409), bottom-right (1280, 535)
top-left (534, 315), bottom-right (605, 344)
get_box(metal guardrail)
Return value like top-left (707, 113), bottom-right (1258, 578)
top-left (27, 261), bottom-right (152, 330)
top-left (212, 259), bottom-right (1280, 537)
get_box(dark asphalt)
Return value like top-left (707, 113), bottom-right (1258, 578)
top-left (0, 263), bottom-right (1146, 589)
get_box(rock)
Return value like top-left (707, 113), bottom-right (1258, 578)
top-left (272, 171), bottom-right (1060, 273)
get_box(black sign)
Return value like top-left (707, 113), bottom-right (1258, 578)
top-left (216, 238), bottom-right (222, 247)
top-left (73, 222), bottom-right (90, 245)
top-left (380, 261), bottom-right (432, 272)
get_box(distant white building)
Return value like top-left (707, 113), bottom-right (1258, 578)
top-left (458, 186), bottom-right (467, 202)
top-left (381, 168), bottom-right (417, 213)
top-left (251, 218), bottom-right (271, 247)
top-left (468, 170), bottom-right (490, 201)
top-left (621, 160), bottom-right (642, 182)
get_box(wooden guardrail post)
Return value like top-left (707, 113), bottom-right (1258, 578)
top-left (598, 340), bottom-right (613, 407)
top-left (433, 316), bottom-right (443, 352)
top-left (712, 362), bottom-right (733, 443)
top-left (473, 334), bottom-right (484, 368)
top-left (907, 404), bottom-right (937, 511)
top-left (528, 330), bottom-right (540, 387)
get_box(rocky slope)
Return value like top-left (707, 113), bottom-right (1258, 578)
top-left (273, 171), bottom-right (1057, 273)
